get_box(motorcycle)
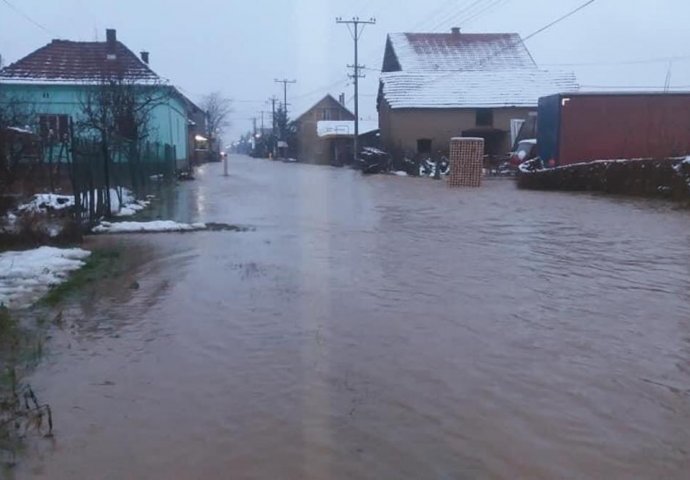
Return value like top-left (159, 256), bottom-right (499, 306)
top-left (418, 156), bottom-right (450, 177)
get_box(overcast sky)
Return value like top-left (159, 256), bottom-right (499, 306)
top-left (2, 0), bottom-right (689, 141)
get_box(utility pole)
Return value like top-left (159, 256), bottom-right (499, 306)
top-left (336, 16), bottom-right (376, 163)
top-left (268, 96), bottom-right (278, 134)
top-left (251, 117), bottom-right (257, 137)
top-left (260, 111), bottom-right (266, 135)
top-left (274, 78), bottom-right (296, 119)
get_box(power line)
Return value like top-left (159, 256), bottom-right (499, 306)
top-left (430, 0), bottom-right (486, 31)
top-left (285, 0), bottom-right (477, 112)
top-left (543, 53), bottom-right (690, 67)
top-left (356, 0), bottom-right (475, 69)
top-left (416, 0), bottom-right (469, 31)
top-left (290, 76), bottom-right (350, 102)
top-left (522, 0), bottom-right (597, 44)
top-left (233, 99), bottom-right (270, 104)
top-left (0, 0), bottom-right (56, 36)
top-left (417, 0), bottom-right (598, 88)
top-left (473, 0), bottom-right (598, 69)
top-left (461, 0), bottom-right (512, 27)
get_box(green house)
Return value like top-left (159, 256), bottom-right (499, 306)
top-left (0, 29), bottom-right (192, 170)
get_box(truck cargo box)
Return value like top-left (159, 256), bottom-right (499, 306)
top-left (537, 92), bottom-right (690, 166)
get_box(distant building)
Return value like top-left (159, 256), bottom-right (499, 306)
top-left (0, 29), bottom-right (195, 170)
top-left (315, 119), bottom-right (379, 165)
top-left (377, 28), bottom-right (578, 160)
top-left (294, 94), bottom-right (357, 165)
top-left (179, 94), bottom-right (210, 164)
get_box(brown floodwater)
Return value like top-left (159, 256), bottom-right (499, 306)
top-left (11, 156), bottom-right (690, 479)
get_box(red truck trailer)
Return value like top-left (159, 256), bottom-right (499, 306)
top-left (538, 92), bottom-right (690, 166)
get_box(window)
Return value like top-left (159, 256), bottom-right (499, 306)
top-left (476, 108), bottom-right (493, 127)
top-left (39, 114), bottom-right (70, 142)
top-left (417, 138), bottom-right (432, 154)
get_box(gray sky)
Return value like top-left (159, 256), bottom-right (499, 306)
top-left (2, 0), bottom-right (689, 141)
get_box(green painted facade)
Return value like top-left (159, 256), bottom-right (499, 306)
top-left (0, 82), bottom-right (188, 169)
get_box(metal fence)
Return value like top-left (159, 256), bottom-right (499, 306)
top-left (68, 138), bottom-right (176, 226)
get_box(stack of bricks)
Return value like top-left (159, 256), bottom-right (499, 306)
top-left (448, 137), bottom-right (484, 187)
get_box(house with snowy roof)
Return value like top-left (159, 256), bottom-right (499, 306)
top-left (377, 28), bottom-right (578, 159)
top-left (0, 29), bottom-right (194, 170)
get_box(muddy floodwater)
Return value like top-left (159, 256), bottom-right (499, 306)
top-left (13, 155), bottom-right (690, 479)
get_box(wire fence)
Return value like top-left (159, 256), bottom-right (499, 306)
top-left (0, 128), bottom-right (177, 227)
top-left (69, 137), bottom-right (176, 226)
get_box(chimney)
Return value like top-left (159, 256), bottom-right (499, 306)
top-left (140, 51), bottom-right (150, 65)
top-left (451, 27), bottom-right (461, 35)
top-left (339, 93), bottom-right (345, 106)
top-left (105, 28), bottom-right (117, 59)
top-left (106, 28), bottom-right (117, 46)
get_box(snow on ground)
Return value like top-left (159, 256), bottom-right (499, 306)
top-left (392, 171), bottom-right (409, 176)
top-left (17, 188), bottom-right (152, 217)
top-left (108, 189), bottom-right (149, 216)
top-left (18, 194), bottom-right (75, 213)
top-left (92, 220), bottom-right (207, 234)
top-left (84, 188), bottom-right (152, 217)
top-left (0, 247), bottom-right (91, 309)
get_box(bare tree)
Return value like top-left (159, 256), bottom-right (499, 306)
top-left (0, 93), bottom-right (37, 191)
top-left (201, 91), bottom-right (232, 139)
top-left (76, 67), bottom-right (170, 221)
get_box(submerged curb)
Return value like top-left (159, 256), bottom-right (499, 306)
top-left (89, 221), bottom-right (251, 235)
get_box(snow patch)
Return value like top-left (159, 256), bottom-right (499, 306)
top-left (6, 126), bottom-right (34, 135)
top-left (18, 194), bottom-right (75, 213)
top-left (392, 170), bottom-right (409, 176)
top-left (17, 188), bottom-right (152, 217)
top-left (98, 188), bottom-right (151, 217)
top-left (92, 220), bottom-right (207, 234)
top-left (0, 247), bottom-right (91, 309)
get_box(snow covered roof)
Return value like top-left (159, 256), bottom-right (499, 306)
top-left (380, 70), bottom-right (579, 109)
top-left (317, 120), bottom-right (378, 137)
top-left (385, 32), bottom-right (537, 72)
top-left (0, 39), bottom-right (161, 84)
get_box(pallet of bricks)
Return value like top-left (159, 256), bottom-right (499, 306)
top-left (448, 137), bottom-right (483, 187)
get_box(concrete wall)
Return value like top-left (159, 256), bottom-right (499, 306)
top-left (379, 99), bottom-right (535, 159)
top-left (0, 83), bottom-right (188, 168)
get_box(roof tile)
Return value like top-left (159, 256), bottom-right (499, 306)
top-left (0, 40), bottom-right (160, 83)
top-left (388, 32), bottom-right (537, 72)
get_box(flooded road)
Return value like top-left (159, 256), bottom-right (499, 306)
top-left (14, 155), bottom-right (690, 479)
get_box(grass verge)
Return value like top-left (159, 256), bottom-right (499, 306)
top-left (40, 248), bottom-right (123, 307)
